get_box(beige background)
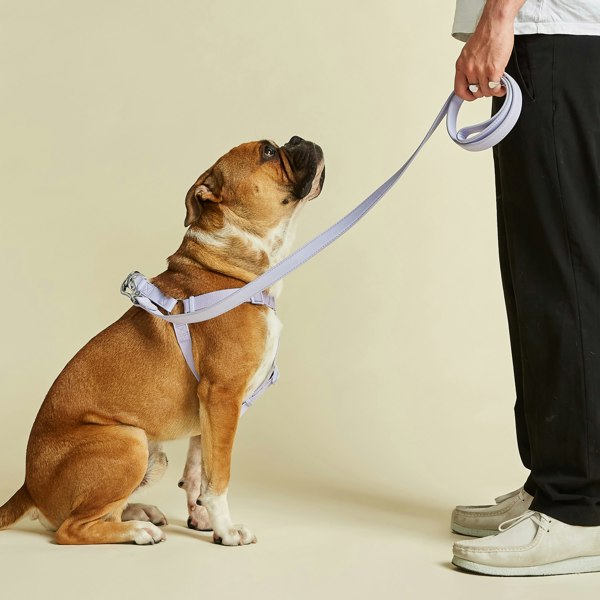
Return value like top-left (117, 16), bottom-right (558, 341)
top-left (2, 1), bottom-right (593, 598)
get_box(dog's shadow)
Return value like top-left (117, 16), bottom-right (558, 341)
top-left (255, 482), bottom-right (455, 540)
top-left (165, 519), bottom-right (215, 544)
top-left (2, 519), bottom-right (54, 542)
top-left (330, 488), bottom-right (449, 534)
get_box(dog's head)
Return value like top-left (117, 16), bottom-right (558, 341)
top-left (184, 136), bottom-right (325, 231)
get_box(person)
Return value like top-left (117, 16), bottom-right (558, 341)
top-left (449, 0), bottom-right (600, 576)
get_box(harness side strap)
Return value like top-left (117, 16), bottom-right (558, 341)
top-left (241, 362), bottom-right (279, 415)
top-left (173, 322), bottom-right (200, 380)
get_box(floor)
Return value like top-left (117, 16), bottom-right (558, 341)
top-left (1, 468), bottom-right (599, 600)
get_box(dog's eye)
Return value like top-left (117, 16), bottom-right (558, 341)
top-left (263, 145), bottom-right (277, 160)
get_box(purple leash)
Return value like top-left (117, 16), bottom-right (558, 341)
top-left (122, 73), bottom-right (522, 325)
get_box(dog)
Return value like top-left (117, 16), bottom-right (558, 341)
top-left (0, 136), bottom-right (325, 545)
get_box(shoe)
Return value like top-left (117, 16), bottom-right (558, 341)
top-left (451, 487), bottom-right (533, 537)
top-left (452, 510), bottom-right (600, 576)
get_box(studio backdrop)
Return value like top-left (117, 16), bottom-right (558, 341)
top-left (0, 0), bottom-right (525, 511)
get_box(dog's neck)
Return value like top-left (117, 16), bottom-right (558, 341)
top-left (168, 203), bottom-right (306, 298)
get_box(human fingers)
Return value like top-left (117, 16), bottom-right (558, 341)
top-left (454, 68), bottom-right (480, 102)
top-left (478, 71), bottom-right (507, 97)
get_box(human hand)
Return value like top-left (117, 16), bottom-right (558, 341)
top-left (454, 1), bottom-right (523, 101)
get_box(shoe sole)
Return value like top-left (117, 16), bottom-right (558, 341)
top-left (451, 522), bottom-right (499, 538)
top-left (452, 555), bottom-right (600, 577)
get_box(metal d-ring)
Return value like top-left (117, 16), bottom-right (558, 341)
top-left (120, 270), bottom-right (143, 302)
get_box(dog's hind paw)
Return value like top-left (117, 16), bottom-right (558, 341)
top-left (122, 503), bottom-right (168, 526)
top-left (132, 522), bottom-right (166, 545)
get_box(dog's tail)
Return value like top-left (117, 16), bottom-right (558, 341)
top-left (0, 485), bottom-right (35, 530)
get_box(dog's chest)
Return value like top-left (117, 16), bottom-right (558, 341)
top-left (245, 307), bottom-right (282, 396)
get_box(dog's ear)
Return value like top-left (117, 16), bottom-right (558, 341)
top-left (184, 169), bottom-right (223, 227)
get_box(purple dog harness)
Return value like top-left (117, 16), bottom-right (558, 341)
top-left (121, 271), bottom-right (279, 415)
top-left (121, 74), bottom-right (522, 414)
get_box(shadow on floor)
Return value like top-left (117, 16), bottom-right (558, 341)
top-left (250, 479), bottom-right (456, 539)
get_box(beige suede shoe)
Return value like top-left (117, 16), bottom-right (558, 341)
top-left (451, 487), bottom-right (533, 537)
top-left (452, 510), bottom-right (600, 576)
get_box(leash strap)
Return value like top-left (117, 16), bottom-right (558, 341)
top-left (123, 73), bottom-right (522, 324)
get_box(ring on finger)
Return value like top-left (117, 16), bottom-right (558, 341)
top-left (488, 80), bottom-right (502, 89)
top-left (468, 83), bottom-right (480, 93)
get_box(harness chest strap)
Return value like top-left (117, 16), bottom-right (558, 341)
top-left (123, 272), bottom-right (279, 415)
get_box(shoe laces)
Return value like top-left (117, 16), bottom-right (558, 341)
top-left (498, 510), bottom-right (551, 533)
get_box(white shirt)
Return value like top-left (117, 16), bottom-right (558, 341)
top-left (452, 0), bottom-right (600, 41)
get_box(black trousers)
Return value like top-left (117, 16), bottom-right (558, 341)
top-left (493, 34), bottom-right (600, 526)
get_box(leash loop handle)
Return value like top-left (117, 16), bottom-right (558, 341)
top-left (446, 73), bottom-right (522, 151)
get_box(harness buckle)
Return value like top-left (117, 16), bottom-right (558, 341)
top-left (120, 271), bottom-right (143, 303)
top-left (248, 293), bottom-right (266, 306)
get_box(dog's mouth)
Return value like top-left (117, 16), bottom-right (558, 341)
top-left (280, 136), bottom-right (325, 201)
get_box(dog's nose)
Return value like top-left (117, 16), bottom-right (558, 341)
top-left (288, 136), bottom-right (305, 146)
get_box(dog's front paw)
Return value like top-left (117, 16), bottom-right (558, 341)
top-left (187, 502), bottom-right (212, 531)
top-left (178, 476), bottom-right (206, 527)
top-left (213, 524), bottom-right (257, 546)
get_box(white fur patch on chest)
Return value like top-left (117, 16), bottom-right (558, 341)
top-left (244, 306), bottom-right (282, 397)
top-left (185, 201), bottom-right (307, 400)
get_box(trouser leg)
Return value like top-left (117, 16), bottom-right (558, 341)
top-left (492, 34), bottom-right (600, 525)
top-left (493, 139), bottom-right (537, 496)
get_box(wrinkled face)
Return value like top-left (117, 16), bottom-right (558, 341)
top-left (184, 136), bottom-right (325, 231)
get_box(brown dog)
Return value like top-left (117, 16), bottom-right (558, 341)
top-left (0, 136), bottom-right (325, 545)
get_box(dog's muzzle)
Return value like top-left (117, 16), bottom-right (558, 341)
top-left (282, 136), bottom-right (325, 200)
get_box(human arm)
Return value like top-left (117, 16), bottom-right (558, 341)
top-left (454, 0), bottom-right (526, 101)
